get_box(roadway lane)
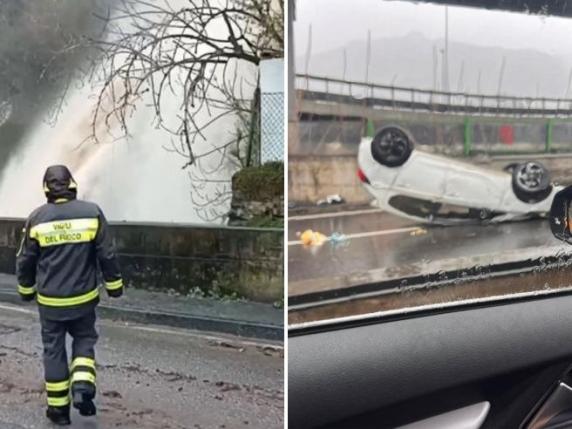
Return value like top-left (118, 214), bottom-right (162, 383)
top-left (288, 208), bottom-right (563, 284)
top-left (0, 304), bottom-right (283, 428)
top-left (288, 208), bottom-right (412, 241)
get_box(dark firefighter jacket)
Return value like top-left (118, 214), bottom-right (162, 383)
top-left (16, 165), bottom-right (123, 320)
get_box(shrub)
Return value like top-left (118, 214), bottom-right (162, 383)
top-left (232, 161), bottom-right (284, 201)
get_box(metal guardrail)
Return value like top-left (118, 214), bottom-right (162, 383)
top-left (297, 74), bottom-right (572, 118)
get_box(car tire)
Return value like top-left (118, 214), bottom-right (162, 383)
top-left (468, 208), bottom-right (493, 221)
top-left (511, 161), bottom-right (553, 203)
top-left (371, 126), bottom-right (414, 167)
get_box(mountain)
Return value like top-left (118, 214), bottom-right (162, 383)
top-left (296, 32), bottom-right (572, 98)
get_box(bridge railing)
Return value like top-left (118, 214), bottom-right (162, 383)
top-left (296, 74), bottom-right (572, 118)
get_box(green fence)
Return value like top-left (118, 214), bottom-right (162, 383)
top-left (363, 117), bottom-right (572, 157)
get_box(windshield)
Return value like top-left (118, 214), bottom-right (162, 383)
top-left (288, 0), bottom-right (572, 327)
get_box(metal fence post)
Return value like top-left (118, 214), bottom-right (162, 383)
top-left (546, 118), bottom-right (554, 153)
top-left (463, 117), bottom-right (473, 156)
top-left (365, 118), bottom-right (376, 138)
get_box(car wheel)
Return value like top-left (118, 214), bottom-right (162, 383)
top-left (468, 208), bottom-right (493, 221)
top-left (512, 161), bottom-right (553, 203)
top-left (371, 126), bottom-right (414, 167)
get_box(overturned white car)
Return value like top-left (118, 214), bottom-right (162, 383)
top-left (357, 126), bottom-right (562, 225)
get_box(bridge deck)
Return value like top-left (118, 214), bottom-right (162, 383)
top-left (297, 75), bottom-right (572, 119)
top-left (416, 0), bottom-right (572, 18)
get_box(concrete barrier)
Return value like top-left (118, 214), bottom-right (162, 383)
top-left (0, 218), bottom-right (283, 303)
top-left (289, 154), bottom-right (371, 205)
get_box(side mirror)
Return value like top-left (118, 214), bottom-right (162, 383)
top-left (550, 186), bottom-right (572, 243)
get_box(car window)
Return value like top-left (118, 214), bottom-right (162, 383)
top-left (288, 0), bottom-right (572, 327)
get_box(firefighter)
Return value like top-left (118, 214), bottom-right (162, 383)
top-left (16, 165), bottom-right (123, 426)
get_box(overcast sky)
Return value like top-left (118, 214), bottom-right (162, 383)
top-left (295, 0), bottom-right (572, 62)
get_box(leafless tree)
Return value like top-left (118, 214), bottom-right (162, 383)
top-left (89, 0), bottom-right (284, 220)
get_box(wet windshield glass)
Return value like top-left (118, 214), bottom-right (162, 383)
top-left (288, 0), bottom-right (572, 326)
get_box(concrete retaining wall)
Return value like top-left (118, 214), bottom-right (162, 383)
top-left (289, 154), bottom-right (371, 205)
top-left (0, 219), bottom-right (283, 303)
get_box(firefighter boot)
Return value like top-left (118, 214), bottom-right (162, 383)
top-left (46, 405), bottom-right (71, 426)
top-left (72, 381), bottom-right (96, 416)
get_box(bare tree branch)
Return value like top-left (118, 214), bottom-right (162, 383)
top-left (87, 0), bottom-right (283, 221)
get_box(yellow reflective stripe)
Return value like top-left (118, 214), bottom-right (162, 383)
top-left (31, 218), bottom-right (99, 237)
top-left (71, 357), bottom-right (95, 371)
top-left (71, 372), bottom-right (96, 385)
top-left (46, 380), bottom-right (70, 392)
top-left (105, 279), bottom-right (123, 290)
top-left (37, 288), bottom-right (99, 307)
top-left (30, 218), bottom-right (99, 248)
top-left (18, 284), bottom-right (36, 295)
top-left (47, 396), bottom-right (70, 407)
top-left (54, 198), bottom-right (69, 204)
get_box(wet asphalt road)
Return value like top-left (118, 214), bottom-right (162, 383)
top-left (0, 304), bottom-right (283, 429)
top-left (288, 208), bottom-right (563, 284)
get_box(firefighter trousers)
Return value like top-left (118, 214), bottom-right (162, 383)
top-left (40, 309), bottom-right (98, 408)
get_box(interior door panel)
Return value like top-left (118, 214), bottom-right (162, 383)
top-left (288, 294), bottom-right (572, 428)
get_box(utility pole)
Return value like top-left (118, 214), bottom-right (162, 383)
top-left (442, 6), bottom-right (450, 92)
top-left (497, 56), bottom-right (506, 96)
top-left (342, 48), bottom-right (348, 81)
top-left (457, 59), bottom-right (465, 92)
top-left (565, 67), bottom-right (572, 98)
top-left (304, 23), bottom-right (312, 76)
top-left (432, 45), bottom-right (439, 91)
top-left (365, 29), bottom-right (372, 85)
top-left (288, 0), bottom-right (299, 153)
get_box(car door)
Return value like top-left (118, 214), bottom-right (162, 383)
top-left (289, 293), bottom-right (572, 428)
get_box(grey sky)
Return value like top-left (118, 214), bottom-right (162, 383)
top-left (295, 0), bottom-right (572, 63)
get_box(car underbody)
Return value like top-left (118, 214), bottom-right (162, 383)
top-left (376, 193), bottom-right (547, 226)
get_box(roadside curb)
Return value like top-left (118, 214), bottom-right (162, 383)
top-left (0, 290), bottom-right (283, 343)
